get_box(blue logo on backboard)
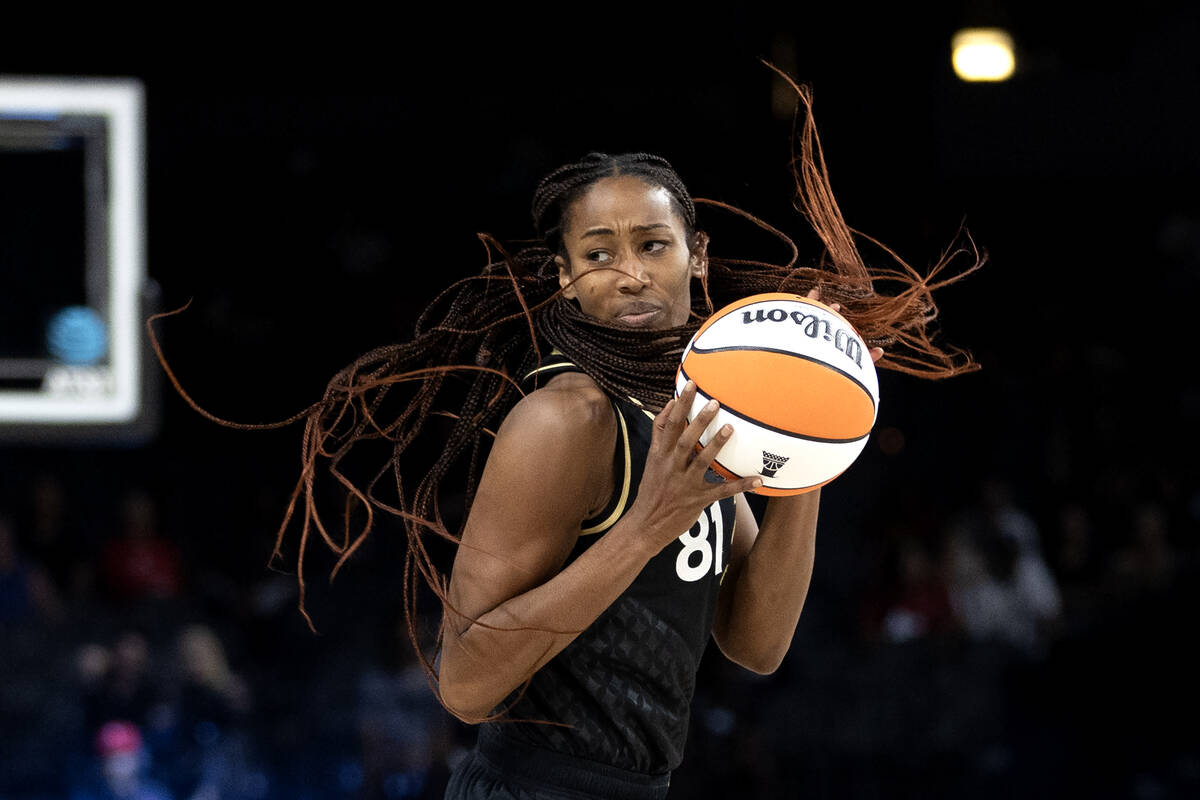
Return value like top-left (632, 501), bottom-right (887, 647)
top-left (47, 306), bottom-right (108, 364)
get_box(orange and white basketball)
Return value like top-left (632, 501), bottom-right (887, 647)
top-left (677, 292), bottom-right (880, 495)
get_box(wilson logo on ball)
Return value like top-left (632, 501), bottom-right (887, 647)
top-left (739, 307), bottom-right (866, 368)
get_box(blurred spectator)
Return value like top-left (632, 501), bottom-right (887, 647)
top-left (946, 480), bottom-right (1063, 660)
top-left (70, 720), bottom-right (174, 800)
top-left (161, 623), bottom-right (260, 800)
top-left (980, 478), bottom-right (1042, 557)
top-left (860, 534), bottom-right (958, 644)
top-left (1046, 500), bottom-right (1105, 637)
top-left (0, 511), bottom-right (64, 626)
top-left (78, 631), bottom-right (174, 756)
top-left (1110, 501), bottom-right (1178, 601)
top-left (100, 489), bottom-right (184, 607)
top-left (357, 616), bottom-right (453, 799)
top-left (23, 470), bottom-right (97, 606)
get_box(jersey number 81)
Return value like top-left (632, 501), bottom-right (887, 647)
top-left (675, 501), bottom-right (725, 583)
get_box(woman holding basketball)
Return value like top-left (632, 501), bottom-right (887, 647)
top-left (438, 164), bottom-right (859, 798)
top-left (158, 83), bottom-right (980, 798)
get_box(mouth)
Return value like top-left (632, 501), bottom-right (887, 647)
top-left (614, 302), bottom-right (663, 327)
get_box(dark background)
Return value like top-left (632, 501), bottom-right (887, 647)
top-left (2, 7), bottom-right (1199, 799)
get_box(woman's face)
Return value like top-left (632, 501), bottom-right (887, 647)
top-left (556, 175), bottom-right (706, 330)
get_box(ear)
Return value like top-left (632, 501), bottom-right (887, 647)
top-left (555, 254), bottom-right (577, 299)
top-left (689, 231), bottom-right (709, 279)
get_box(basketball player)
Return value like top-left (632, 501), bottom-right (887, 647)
top-left (437, 163), bottom-right (886, 798)
top-left (153, 83), bottom-right (981, 798)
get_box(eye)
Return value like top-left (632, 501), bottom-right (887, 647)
top-left (643, 240), bottom-right (668, 254)
top-left (585, 250), bottom-right (613, 264)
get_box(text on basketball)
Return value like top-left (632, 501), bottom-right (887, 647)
top-left (740, 308), bottom-right (864, 367)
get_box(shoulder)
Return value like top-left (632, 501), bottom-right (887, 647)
top-left (478, 372), bottom-right (617, 522)
top-left (498, 372), bottom-right (616, 453)
top-left (456, 373), bottom-right (616, 580)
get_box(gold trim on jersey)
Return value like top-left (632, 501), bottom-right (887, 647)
top-left (720, 514), bottom-right (738, 585)
top-left (621, 392), bottom-right (659, 421)
top-left (521, 348), bottom-right (571, 386)
top-left (522, 361), bottom-right (573, 385)
top-left (519, 350), bottom-right (636, 536)
top-left (581, 405), bottom-right (632, 536)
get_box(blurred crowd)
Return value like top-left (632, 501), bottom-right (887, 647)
top-left (2, 408), bottom-right (1198, 798)
top-left (0, 471), bottom-right (457, 800)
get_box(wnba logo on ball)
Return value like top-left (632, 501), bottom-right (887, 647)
top-left (761, 451), bottom-right (789, 478)
top-left (740, 307), bottom-right (864, 368)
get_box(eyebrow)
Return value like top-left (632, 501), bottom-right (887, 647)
top-left (580, 223), bottom-right (674, 239)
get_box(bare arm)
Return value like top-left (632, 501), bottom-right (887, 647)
top-left (438, 378), bottom-right (760, 720)
top-left (711, 288), bottom-right (885, 674)
top-left (712, 490), bottom-right (821, 674)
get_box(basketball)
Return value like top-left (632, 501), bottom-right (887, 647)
top-left (676, 292), bottom-right (880, 496)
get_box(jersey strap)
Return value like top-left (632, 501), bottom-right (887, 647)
top-left (520, 350), bottom-right (632, 536)
top-left (520, 348), bottom-right (578, 392)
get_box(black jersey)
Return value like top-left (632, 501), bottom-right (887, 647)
top-left (479, 352), bottom-right (737, 776)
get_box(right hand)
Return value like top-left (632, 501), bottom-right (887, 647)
top-left (626, 380), bottom-right (762, 552)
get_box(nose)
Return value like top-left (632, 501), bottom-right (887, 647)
top-left (614, 252), bottom-right (650, 291)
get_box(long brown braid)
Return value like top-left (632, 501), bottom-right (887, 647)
top-left (148, 78), bottom-right (983, 711)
